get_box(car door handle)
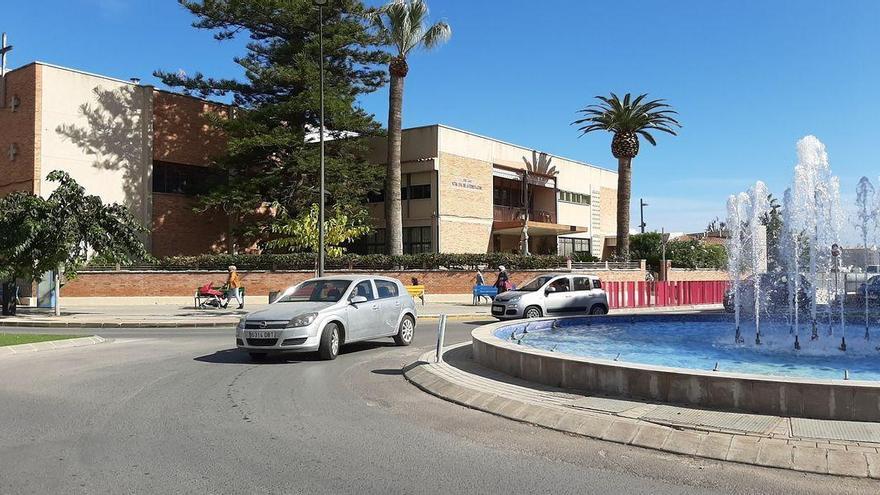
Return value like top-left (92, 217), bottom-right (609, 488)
top-left (371, 304), bottom-right (379, 310)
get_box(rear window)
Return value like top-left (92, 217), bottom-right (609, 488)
top-left (593, 279), bottom-right (602, 289)
top-left (573, 277), bottom-right (591, 291)
top-left (375, 280), bottom-right (399, 299)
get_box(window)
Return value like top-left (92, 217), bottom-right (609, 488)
top-left (351, 229), bottom-right (386, 254)
top-left (277, 280), bottom-right (352, 303)
top-left (374, 280), bottom-right (399, 299)
top-left (405, 184), bottom-right (431, 200)
top-left (547, 278), bottom-right (570, 293)
top-left (352, 281), bottom-right (375, 301)
top-left (558, 190), bottom-right (591, 205)
top-left (366, 184), bottom-right (431, 203)
top-left (403, 226), bottom-right (432, 254)
top-left (573, 277), bottom-right (591, 291)
top-left (153, 161), bottom-right (224, 196)
top-left (558, 238), bottom-right (591, 256)
top-left (592, 279), bottom-right (602, 290)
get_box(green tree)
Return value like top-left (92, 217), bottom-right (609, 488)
top-left (666, 239), bottom-right (727, 270)
top-left (574, 93), bottom-right (681, 259)
top-left (0, 171), bottom-right (146, 315)
top-left (267, 203), bottom-right (371, 272)
top-left (369, 0), bottom-right (451, 255)
top-left (629, 232), bottom-right (663, 270)
top-left (155, 0), bottom-right (387, 243)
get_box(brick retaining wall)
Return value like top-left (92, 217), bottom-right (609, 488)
top-left (62, 268), bottom-right (648, 297)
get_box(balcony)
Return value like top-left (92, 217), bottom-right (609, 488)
top-left (493, 205), bottom-right (555, 224)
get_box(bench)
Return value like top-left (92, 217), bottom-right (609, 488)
top-left (472, 284), bottom-right (498, 305)
top-left (405, 285), bottom-right (426, 305)
top-left (194, 286), bottom-right (246, 309)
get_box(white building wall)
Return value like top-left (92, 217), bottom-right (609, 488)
top-left (38, 64), bottom-right (153, 233)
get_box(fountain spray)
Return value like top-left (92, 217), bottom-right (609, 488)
top-left (749, 182), bottom-right (769, 345)
top-left (783, 188), bottom-right (801, 349)
top-left (855, 176), bottom-right (877, 341)
top-left (727, 195), bottom-right (745, 343)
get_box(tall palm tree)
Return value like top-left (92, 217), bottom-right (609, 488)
top-left (370, 0), bottom-right (451, 255)
top-left (574, 93), bottom-right (680, 259)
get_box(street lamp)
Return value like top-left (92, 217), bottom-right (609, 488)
top-left (639, 198), bottom-right (648, 233)
top-left (314, 0), bottom-right (327, 276)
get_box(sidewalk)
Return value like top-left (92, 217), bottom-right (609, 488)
top-left (406, 343), bottom-right (880, 479)
top-left (0, 302), bottom-right (723, 328)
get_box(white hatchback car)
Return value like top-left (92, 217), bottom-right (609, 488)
top-left (491, 273), bottom-right (609, 320)
top-left (236, 275), bottom-right (417, 361)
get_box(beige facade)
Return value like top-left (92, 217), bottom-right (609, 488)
top-left (366, 124), bottom-right (618, 257)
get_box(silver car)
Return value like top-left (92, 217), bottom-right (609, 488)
top-left (491, 273), bottom-right (609, 320)
top-left (236, 275), bottom-right (417, 361)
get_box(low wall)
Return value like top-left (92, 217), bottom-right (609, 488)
top-left (666, 269), bottom-right (728, 282)
top-left (472, 318), bottom-right (880, 422)
top-left (62, 268), bottom-right (648, 297)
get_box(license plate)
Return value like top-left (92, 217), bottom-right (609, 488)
top-left (247, 331), bottom-right (277, 339)
top-left (492, 305), bottom-right (504, 315)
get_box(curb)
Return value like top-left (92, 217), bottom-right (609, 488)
top-left (404, 345), bottom-right (880, 479)
top-left (0, 320), bottom-right (238, 329)
top-left (0, 335), bottom-right (109, 357)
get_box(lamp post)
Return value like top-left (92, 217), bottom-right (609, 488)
top-left (660, 228), bottom-right (670, 281)
top-left (639, 198), bottom-right (648, 233)
top-left (314, 0), bottom-right (327, 276)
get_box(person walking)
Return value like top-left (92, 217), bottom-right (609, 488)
top-left (224, 265), bottom-right (243, 309)
top-left (493, 265), bottom-right (510, 294)
top-left (475, 268), bottom-right (485, 286)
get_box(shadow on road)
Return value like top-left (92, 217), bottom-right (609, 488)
top-left (194, 340), bottom-right (398, 365)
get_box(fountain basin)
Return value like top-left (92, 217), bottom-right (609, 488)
top-left (472, 315), bottom-right (880, 422)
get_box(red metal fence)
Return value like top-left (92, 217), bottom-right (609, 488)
top-left (604, 280), bottom-right (728, 309)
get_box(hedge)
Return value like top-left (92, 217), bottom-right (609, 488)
top-left (88, 253), bottom-right (572, 271)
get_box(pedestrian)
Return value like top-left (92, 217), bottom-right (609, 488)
top-left (475, 268), bottom-right (485, 286)
top-left (494, 265), bottom-right (510, 293)
top-left (224, 265), bottom-right (243, 309)
top-left (645, 271), bottom-right (655, 283)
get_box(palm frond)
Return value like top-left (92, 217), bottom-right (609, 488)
top-left (572, 92), bottom-right (682, 137)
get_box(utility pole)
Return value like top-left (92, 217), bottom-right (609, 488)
top-left (639, 198), bottom-right (648, 233)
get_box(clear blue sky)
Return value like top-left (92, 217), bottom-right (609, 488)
top-left (6, 0), bottom-right (880, 236)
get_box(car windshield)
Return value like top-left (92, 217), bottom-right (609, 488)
top-left (276, 280), bottom-right (352, 303)
top-left (518, 276), bottom-right (555, 292)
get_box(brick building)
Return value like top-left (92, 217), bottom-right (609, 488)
top-left (0, 61), bottom-right (231, 258)
top-left (1, 62), bottom-right (618, 261)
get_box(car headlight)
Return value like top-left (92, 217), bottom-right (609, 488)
top-left (289, 312), bottom-right (318, 327)
top-left (236, 317), bottom-right (246, 333)
top-left (506, 295), bottom-right (521, 303)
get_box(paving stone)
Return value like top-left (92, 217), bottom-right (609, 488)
top-left (696, 433), bottom-right (733, 461)
top-left (819, 442), bottom-right (847, 451)
top-left (792, 447), bottom-right (828, 474)
top-left (756, 443), bottom-right (794, 469)
top-left (866, 453), bottom-right (880, 479)
top-left (826, 450), bottom-right (869, 477)
top-left (601, 421), bottom-right (640, 444)
top-left (787, 440), bottom-right (817, 448)
top-left (727, 436), bottom-right (761, 464)
top-left (631, 426), bottom-right (673, 450)
top-left (845, 445), bottom-right (877, 453)
top-left (661, 430), bottom-right (704, 456)
top-left (553, 413), bottom-right (590, 433)
top-left (573, 416), bottom-right (614, 439)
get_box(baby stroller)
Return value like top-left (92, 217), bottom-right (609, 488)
top-left (195, 282), bottom-right (227, 309)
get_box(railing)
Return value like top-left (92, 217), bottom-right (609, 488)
top-left (570, 261), bottom-right (641, 271)
top-left (492, 205), bottom-right (556, 224)
top-left (604, 280), bottom-right (728, 309)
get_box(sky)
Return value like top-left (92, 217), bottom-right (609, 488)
top-left (5, 0), bottom-right (880, 239)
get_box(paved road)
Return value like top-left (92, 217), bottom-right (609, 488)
top-left (0, 320), bottom-right (876, 494)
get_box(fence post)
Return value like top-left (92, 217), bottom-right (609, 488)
top-left (435, 314), bottom-right (447, 363)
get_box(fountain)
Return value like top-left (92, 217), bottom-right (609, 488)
top-left (470, 135), bottom-right (880, 422)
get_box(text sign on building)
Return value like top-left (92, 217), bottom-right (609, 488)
top-left (451, 177), bottom-right (483, 191)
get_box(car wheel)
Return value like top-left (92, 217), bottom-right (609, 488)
top-left (524, 306), bottom-right (542, 319)
top-left (249, 352), bottom-right (267, 361)
top-left (318, 322), bottom-right (340, 360)
top-left (394, 315), bottom-right (415, 346)
top-left (589, 305), bottom-right (608, 315)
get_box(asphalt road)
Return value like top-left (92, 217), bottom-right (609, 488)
top-left (1, 320), bottom-right (877, 494)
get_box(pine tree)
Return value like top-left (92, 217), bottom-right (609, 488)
top-left (155, 0), bottom-right (388, 243)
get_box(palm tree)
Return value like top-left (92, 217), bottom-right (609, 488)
top-left (370, 0), bottom-right (451, 255)
top-left (574, 93), bottom-right (680, 259)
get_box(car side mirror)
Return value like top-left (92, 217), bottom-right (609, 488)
top-left (350, 295), bottom-right (368, 305)
top-left (545, 287), bottom-right (556, 295)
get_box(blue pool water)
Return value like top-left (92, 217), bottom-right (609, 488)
top-left (494, 316), bottom-right (880, 382)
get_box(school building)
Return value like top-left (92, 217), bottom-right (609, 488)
top-left (0, 61), bottom-right (618, 260)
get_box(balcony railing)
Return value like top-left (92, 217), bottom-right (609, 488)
top-left (493, 205), bottom-right (556, 224)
